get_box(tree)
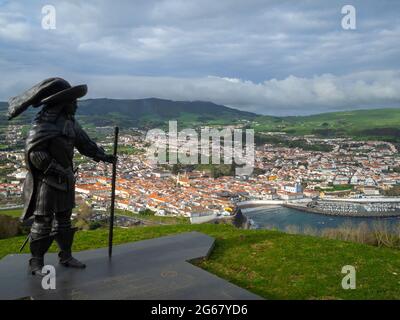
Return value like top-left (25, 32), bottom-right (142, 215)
top-left (172, 164), bottom-right (180, 175)
top-left (74, 202), bottom-right (93, 230)
top-left (0, 215), bottom-right (23, 239)
top-left (383, 185), bottom-right (400, 197)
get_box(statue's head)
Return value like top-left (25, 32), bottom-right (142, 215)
top-left (40, 79), bottom-right (86, 112)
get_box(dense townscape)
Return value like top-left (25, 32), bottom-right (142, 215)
top-left (2, 124), bottom-right (400, 220)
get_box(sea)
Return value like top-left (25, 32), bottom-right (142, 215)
top-left (243, 206), bottom-right (400, 232)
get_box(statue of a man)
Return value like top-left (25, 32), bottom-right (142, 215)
top-left (8, 78), bottom-right (115, 276)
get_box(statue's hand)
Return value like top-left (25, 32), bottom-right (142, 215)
top-left (93, 147), bottom-right (116, 164)
top-left (103, 154), bottom-right (117, 164)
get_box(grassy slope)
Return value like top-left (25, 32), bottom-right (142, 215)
top-left (255, 108), bottom-right (400, 139)
top-left (1, 99), bottom-right (400, 140)
top-left (115, 209), bottom-right (190, 225)
top-left (0, 207), bottom-right (189, 225)
top-left (1, 224), bottom-right (400, 300)
top-left (0, 208), bottom-right (22, 218)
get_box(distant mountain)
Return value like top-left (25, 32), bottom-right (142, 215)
top-left (1, 98), bottom-right (400, 141)
top-left (77, 98), bottom-right (257, 128)
top-left (0, 98), bottom-right (257, 128)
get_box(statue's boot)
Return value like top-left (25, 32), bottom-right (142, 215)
top-left (54, 228), bottom-right (86, 269)
top-left (29, 235), bottom-right (54, 277)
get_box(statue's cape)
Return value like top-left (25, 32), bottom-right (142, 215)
top-left (21, 119), bottom-right (61, 221)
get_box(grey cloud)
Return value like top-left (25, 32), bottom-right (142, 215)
top-left (0, 0), bottom-right (399, 115)
top-left (23, 70), bottom-right (395, 115)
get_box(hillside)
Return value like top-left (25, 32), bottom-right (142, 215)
top-left (1, 223), bottom-right (400, 299)
top-left (255, 108), bottom-right (400, 141)
top-left (0, 98), bottom-right (257, 129)
top-left (1, 98), bottom-right (400, 140)
top-left (75, 98), bottom-right (258, 128)
top-left (82, 98), bottom-right (257, 127)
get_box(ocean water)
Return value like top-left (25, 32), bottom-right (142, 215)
top-left (244, 206), bottom-right (400, 232)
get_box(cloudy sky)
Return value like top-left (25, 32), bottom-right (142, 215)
top-left (0, 0), bottom-right (399, 115)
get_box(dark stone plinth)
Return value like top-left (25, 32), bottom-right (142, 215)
top-left (0, 232), bottom-right (261, 300)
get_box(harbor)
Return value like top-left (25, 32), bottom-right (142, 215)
top-left (241, 205), bottom-right (400, 232)
top-left (237, 197), bottom-right (400, 232)
top-left (285, 201), bottom-right (400, 218)
top-left (238, 197), bottom-right (400, 218)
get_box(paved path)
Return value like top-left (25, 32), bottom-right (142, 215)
top-left (0, 232), bottom-right (261, 300)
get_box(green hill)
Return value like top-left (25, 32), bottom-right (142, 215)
top-left (75, 98), bottom-right (257, 128)
top-left (254, 108), bottom-right (400, 141)
top-left (0, 98), bottom-right (257, 130)
top-left (1, 98), bottom-right (400, 140)
top-left (1, 223), bottom-right (400, 299)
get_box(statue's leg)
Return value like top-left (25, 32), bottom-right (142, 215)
top-left (29, 214), bottom-right (54, 276)
top-left (53, 210), bottom-right (86, 269)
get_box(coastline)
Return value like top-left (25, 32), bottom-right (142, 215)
top-left (239, 205), bottom-right (281, 213)
top-left (232, 207), bottom-right (253, 229)
top-left (236, 203), bottom-right (400, 234)
top-left (236, 204), bottom-right (283, 229)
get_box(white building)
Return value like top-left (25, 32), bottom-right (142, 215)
top-left (283, 182), bottom-right (302, 193)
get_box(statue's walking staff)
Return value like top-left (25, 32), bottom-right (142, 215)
top-left (108, 126), bottom-right (119, 258)
top-left (19, 233), bottom-right (30, 252)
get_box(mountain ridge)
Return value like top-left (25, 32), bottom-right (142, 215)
top-left (76, 97), bottom-right (258, 127)
top-left (1, 98), bottom-right (399, 141)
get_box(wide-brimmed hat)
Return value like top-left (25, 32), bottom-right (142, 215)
top-left (7, 77), bottom-right (87, 120)
top-left (40, 84), bottom-right (87, 106)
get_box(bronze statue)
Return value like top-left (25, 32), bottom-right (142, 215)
top-left (8, 78), bottom-right (115, 276)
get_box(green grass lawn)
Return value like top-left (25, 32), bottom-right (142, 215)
top-left (0, 208), bottom-right (23, 218)
top-left (1, 223), bottom-right (400, 299)
top-left (115, 209), bottom-right (190, 225)
top-left (318, 184), bottom-right (354, 192)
